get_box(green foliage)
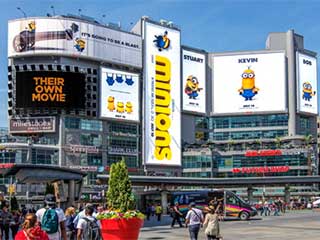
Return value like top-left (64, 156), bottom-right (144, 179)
top-left (107, 159), bottom-right (135, 212)
top-left (45, 183), bottom-right (55, 195)
top-left (10, 196), bottom-right (19, 211)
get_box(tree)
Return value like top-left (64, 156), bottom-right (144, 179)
top-left (45, 183), bottom-right (55, 195)
top-left (107, 159), bottom-right (135, 212)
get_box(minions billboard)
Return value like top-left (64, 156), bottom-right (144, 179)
top-left (182, 49), bottom-right (206, 114)
top-left (144, 21), bottom-right (181, 166)
top-left (212, 52), bottom-right (286, 114)
top-left (8, 18), bottom-right (142, 68)
top-left (296, 53), bottom-right (318, 115)
top-left (100, 68), bottom-right (140, 121)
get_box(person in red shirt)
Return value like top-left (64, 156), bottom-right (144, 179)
top-left (15, 213), bottom-right (49, 240)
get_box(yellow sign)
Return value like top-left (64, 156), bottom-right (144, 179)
top-left (8, 184), bottom-right (15, 194)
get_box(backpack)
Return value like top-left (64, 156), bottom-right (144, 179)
top-left (41, 208), bottom-right (59, 234)
top-left (83, 217), bottom-right (101, 240)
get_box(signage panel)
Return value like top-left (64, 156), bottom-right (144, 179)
top-left (144, 22), bottom-right (181, 165)
top-left (15, 71), bottom-right (85, 108)
top-left (8, 18), bottom-right (142, 68)
top-left (182, 49), bottom-right (206, 113)
top-left (9, 117), bottom-right (56, 133)
top-left (213, 52), bottom-right (286, 114)
top-left (296, 53), bottom-right (318, 114)
top-left (100, 68), bottom-right (139, 121)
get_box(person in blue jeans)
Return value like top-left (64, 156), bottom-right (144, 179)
top-left (185, 202), bottom-right (204, 240)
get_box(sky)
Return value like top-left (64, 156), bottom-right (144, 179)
top-left (1, 0), bottom-right (320, 127)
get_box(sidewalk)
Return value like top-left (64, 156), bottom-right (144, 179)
top-left (143, 214), bottom-right (174, 228)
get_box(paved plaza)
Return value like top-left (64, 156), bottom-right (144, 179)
top-left (140, 210), bottom-right (320, 240)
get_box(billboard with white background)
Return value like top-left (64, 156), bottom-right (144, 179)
top-left (100, 68), bottom-right (139, 121)
top-left (182, 49), bottom-right (206, 114)
top-left (212, 52), bottom-right (286, 114)
top-left (296, 53), bottom-right (318, 114)
top-left (8, 18), bottom-right (142, 68)
top-left (144, 21), bottom-right (181, 166)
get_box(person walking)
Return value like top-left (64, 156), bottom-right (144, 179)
top-left (0, 205), bottom-right (12, 240)
top-left (145, 204), bottom-right (152, 221)
top-left (15, 213), bottom-right (49, 240)
top-left (185, 202), bottom-right (204, 240)
top-left (76, 205), bottom-right (100, 240)
top-left (171, 202), bottom-right (183, 228)
top-left (10, 210), bottom-right (21, 239)
top-left (65, 207), bottom-right (76, 240)
top-left (203, 205), bottom-right (221, 240)
top-left (36, 194), bottom-right (67, 240)
top-left (155, 203), bottom-right (162, 222)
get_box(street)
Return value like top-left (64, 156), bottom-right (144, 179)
top-left (140, 210), bottom-right (320, 239)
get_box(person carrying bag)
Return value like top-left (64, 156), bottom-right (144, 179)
top-left (203, 205), bottom-right (221, 240)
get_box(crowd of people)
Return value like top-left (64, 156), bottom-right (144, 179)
top-left (0, 194), bottom-right (104, 240)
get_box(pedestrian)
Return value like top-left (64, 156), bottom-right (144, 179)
top-left (171, 202), bottom-right (183, 228)
top-left (76, 205), bottom-right (100, 240)
top-left (185, 202), bottom-right (203, 240)
top-left (145, 204), bottom-right (152, 221)
top-left (10, 210), bottom-right (21, 239)
top-left (151, 204), bottom-right (156, 217)
top-left (73, 203), bottom-right (94, 228)
top-left (15, 213), bottom-right (49, 240)
top-left (0, 205), bottom-right (12, 240)
top-left (36, 194), bottom-right (67, 240)
top-left (65, 207), bottom-right (76, 240)
top-left (203, 205), bottom-right (221, 240)
top-left (155, 203), bottom-right (162, 222)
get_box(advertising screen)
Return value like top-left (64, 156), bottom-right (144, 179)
top-left (100, 68), bottom-right (139, 121)
top-left (213, 52), bottom-right (286, 114)
top-left (182, 49), bottom-right (206, 114)
top-left (296, 53), bottom-right (318, 114)
top-left (15, 71), bottom-right (85, 108)
top-left (8, 18), bottom-right (142, 68)
top-left (144, 21), bottom-right (181, 166)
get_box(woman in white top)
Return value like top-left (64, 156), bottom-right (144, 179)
top-left (203, 205), bottom-right (221, 240)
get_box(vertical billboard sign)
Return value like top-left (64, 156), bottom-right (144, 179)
top-left (213, 52), bottom-right (286, 114)
top-left (182, 49), bottom-right (206, 114)
top-left (100, 68), bottom-right (140, 121)
top-left (296, 53), bottom-right (318, 114)
top-left (144, 21), bottom-right (181, 166)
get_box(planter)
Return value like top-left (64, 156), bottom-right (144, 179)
top-left (100, 218), bottom-right (144, 240)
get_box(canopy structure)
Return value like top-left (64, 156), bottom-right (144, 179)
top-left (0, 163), bottom-right (86, 183)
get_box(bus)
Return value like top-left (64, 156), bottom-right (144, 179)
top-left (169, 189), bottom-right (257, 220)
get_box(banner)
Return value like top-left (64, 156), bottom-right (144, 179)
top-left (15, 71), bottom-right (85, 108)
top-left (182, 49), bottom-right (206, 113)
top-left (100, 68), bottom-right (139, 121)
top-left (296, 53), bottom-right (318, 114)
top-left (144, 21), bottom-right (181, 166)
top-left (8, 18), bottom-right (142, 68)
top-left (213, 52), bottom-right (286, 114)
top-left (9, 117), bottom-right (56, 133)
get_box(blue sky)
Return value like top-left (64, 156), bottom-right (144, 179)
top-left (1, 0), bottom-right (320, 127)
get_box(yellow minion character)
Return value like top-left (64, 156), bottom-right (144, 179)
top-left (74, 38), bottom-right (86, 52)
top-left (107, 96), bottom-right (115, 112)
top-left (302, 82), bottom-right (316, 101)
top-left (238, 67), bottom-right (259, 101)
top-left (27, 21), bottom-right (36, 32)
top-left (116, 102), bottom-right (125, 113)
top-left (126, 102), bottom-right (133, 113)
top-left (184, 75), bottom-right (202, 99)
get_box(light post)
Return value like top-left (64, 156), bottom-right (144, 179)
top-left (16, 7), bottom-right (27, 18)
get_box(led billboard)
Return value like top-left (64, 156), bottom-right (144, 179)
top-left (144, 21), bottom-right (181, 166)
top-left (8, 18), bottom-right (142, 68)
top-left (212, 52), bottom-right (286, 114)
top-left (15, 71), bottom-right (85, 108)
top-left (9, 117), bottom-right (56, 133)
top-left (182, 49), bottom-right (206, 114)
top-left (100, 68), bottom-right (139, 121)
top-left (296, 53), bottom-right (318, 114)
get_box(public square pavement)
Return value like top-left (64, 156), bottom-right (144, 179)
top-left (140, 210), bottom-right (320, 239)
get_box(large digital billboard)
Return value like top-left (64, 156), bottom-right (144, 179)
top-left (9, 117), bottom-right (56, 133)
top-left (144, 21), bottom-right (181, 166)
top-left (212, 52), bottom-right (286, 114)
top-left (15, 71), bottom-right (85, 108)
top-left (8, 18), bottom-right (142, 68)
top-left (296, 53), bottom-right (318, 114)
top-left (100, 68), bottom-right (139, 121)
top-left (182, 49), bottom-right (206, 114)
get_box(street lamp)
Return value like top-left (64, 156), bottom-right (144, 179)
top-left (16, 7), bottom-right (27, 18)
